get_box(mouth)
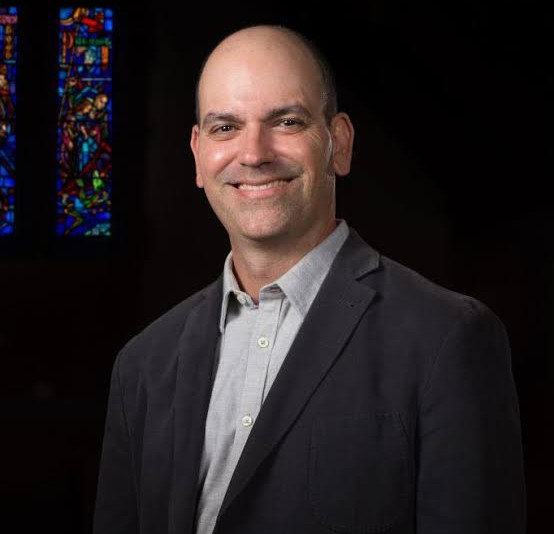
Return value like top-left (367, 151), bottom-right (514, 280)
top-left (233, 179), bottom-right (293, 191)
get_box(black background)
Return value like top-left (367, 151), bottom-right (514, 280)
top-left (1, 1), bottom-right (551, 531)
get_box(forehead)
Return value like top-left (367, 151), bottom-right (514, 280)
top-left (198, 29), bottom-right (324, 118)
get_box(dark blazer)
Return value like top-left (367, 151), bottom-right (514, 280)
top-left (93, 228), bottom-right (526, 534)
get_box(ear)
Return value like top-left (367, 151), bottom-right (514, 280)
top-left (330, 112), bottom-right (355, 176)
top-left (190, 124), bottom-right (204, 188)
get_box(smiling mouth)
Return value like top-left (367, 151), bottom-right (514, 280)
top-left (235, 179), bottom-right (292, 191)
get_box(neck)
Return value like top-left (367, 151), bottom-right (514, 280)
top-left (230, 220), bottom-right (337, 302)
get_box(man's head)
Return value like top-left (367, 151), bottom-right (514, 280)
top-left (190, 25), bottom-right (354, 250)
top-left (94, 93), bottom-right (108, 110)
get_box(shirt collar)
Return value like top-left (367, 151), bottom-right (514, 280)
top-left (219, 252), bottom-right (242, 334)
top-left (219, 219), bottom-right (349, 333)
top-left (273, 219), bottom-right (348, 317)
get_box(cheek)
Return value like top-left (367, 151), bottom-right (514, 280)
top-left (211, 148), bottom-right (232, 167)
top-left (199, 143), bottom-right (235, 174)
top-left (304, 129), bottom-right (333, 166)
top-left (308, 145), bottom-right (334, 176)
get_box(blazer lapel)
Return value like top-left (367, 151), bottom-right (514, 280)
top-left (170, 278), bottom-right (222, 534)
top-left (218, 229), bottom-right (380, 522)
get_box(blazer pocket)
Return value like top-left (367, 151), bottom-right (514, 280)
top-left (309, 412), bottom-right (410, 533)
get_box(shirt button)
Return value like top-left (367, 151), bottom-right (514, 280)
top-left (257, 336), bottom-right (269, 348)
top-left (236, 294), bottom-right (247, 305)
top-left (241, 415), bottom-right (253, 427)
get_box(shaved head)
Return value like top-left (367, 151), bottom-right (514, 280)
top-left (194, 25), bottom-right (337, 124)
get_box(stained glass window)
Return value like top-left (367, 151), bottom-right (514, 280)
top-left (0, 7), bottom-right (17, 236)
top-left (57, 7), bottom-right (113, 236)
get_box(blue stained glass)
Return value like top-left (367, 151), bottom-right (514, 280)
top-left (0, 7), bottom-right (17, 236)
top-left (57, 7), bottom-right (113, 236)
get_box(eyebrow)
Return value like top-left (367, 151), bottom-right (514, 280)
top-left (263, 104), bottom-right (312, 122)
top-left (202, 112), bottom-right (238, 128)
top-left (201, 104), bottom-right (312, 128)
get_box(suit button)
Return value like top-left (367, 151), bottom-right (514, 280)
top-left (241, 415), bottom-right (253, 427)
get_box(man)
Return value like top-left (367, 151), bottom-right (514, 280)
top-left (93, 24), bottom-right (526, 534)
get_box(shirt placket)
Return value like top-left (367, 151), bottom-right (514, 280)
top-left (231, 291), bottom-right (284, 455)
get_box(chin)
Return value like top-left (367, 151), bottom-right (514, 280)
top-left (232, 211), bottom-right (294, 242)
top-left (238, 220), bottom-right (292, 244)
top-left (243, 228), bottom-right (288, 243)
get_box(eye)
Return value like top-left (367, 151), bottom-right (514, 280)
top-left (277, 118), bottom-right (306, 132)
top-left (215, 124), bottom-right (234, 133)
top-left (208, 123), bottom-right (238, 138)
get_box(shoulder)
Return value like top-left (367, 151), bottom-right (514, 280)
top-left (372, 254), bottom-right (508, 351)
top-left (381, 255), bottom-right (492, 312)
top-left (340, 226), bottom-right (504, 334)
top-left (365, 255), bottom-right (512, 402)
top-left (114, 277), bottom-right (222, 374)
top-left (379, 255), bottom-right (470, 307)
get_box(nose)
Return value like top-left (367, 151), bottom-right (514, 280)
top-left (238, 125), bottom-right (275, 167)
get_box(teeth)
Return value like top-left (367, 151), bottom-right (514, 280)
top-left (237, 179), bottom-right (289, 191)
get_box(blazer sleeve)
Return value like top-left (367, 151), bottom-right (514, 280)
top-left (416, 299), bottom-right (526, 533)
top-left (93, 353), bottom-right (139, 534)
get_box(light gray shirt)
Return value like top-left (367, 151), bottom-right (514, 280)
top-left (194, 220), bottom-right (349, 534)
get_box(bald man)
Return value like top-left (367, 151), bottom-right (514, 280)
top-left (93, 25), bottom-right (526, 534)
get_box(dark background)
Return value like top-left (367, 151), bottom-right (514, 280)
top-left (1, 1), bottom-right (551, 532)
